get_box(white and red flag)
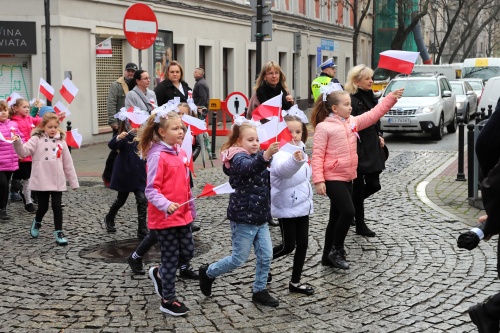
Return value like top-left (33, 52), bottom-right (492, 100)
top-left (59, 78), bottom-right (79, 104)
top-left (251, 92), bottom-right (282, 121)
top-left (54, 101), bottom-right (71, 119)
top-left (378, 50), bottom-right (420, 75)
top-left (66, 128), bottom-right (82, 148)
top-left (0, 131), bottom-right (13, 143)
top-left (181, 126), bottom-right (195, 175)
top-left (6, 92), bottom-right (22, 108)
top-left (257, 116), bottom-right (293, 150)
top-left (126, 106), bottom-right (149, 128)
top-left (39, 78), bottom-right (55, 102)
top-left (181, 114), bottom-right (207, 135)
top-left (197, 182), bottom-right (235, 198)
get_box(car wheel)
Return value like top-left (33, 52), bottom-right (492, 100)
top-left (464, 105), bottom-right (470, 124)
top-left (447, 109), bottom-right (458, 133)
top-left (432, 114), bottom-right (444, 140)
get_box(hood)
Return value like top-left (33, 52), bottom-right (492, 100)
top-left (147, 141), bottom-right (179, 159)
top-left (392, 96), bottom-right (441, 108)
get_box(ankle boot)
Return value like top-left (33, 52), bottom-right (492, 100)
top-left (137, 199), bottom-right (148, 239)
top-left (103, 214), bottom-right (116, 233)
top-left (355, 220), bottom-right (376, 237)
top-left (328, 249), bottom-right (349, 270)
top-left (0, 209), bottom-right (10, 221)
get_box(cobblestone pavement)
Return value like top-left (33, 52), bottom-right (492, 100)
top-left (0, 147), bottom-right (496, 332)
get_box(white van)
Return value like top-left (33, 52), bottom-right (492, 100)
top-left (412, 64), bottom-right (462, 81)
top-left (463, 58), bottom-right (500, 82)
top-left (477, 76), bottom-right (500, 113)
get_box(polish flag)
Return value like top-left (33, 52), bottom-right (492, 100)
top-left (197, 182), bottom-right (235, 198)
top-left (54, 101), bottom-right (71, 119)
top-left (59, 78), bottom-right (79, 104)
top-left (181, 126), bottom-right (195, 175)
top-left (6, 92), bottom-right (22, 108)
top-left (181, 114), bottom-right (207, 135)
top-left (378, 50), bottom-right (420, 75)
top-left (257, 116), bottom-right (293, 150)
top-left (126, 106), bottom-right (149, 128)
top-left (0, 131), bottom-right (13, 143)
top-left (251, 92), bottom-right (282, 121)
top-left (66, 128), bottom-right (82, 148)
top-left (39, 78), bottom-right (55, 102)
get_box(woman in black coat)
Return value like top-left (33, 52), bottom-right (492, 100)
top-left (154, 60), bottom-right (192, 107)
top-left (345, 65), bottom-right (387, 237)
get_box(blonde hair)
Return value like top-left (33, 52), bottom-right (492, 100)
top-left (9, 98), bottom-right (29, 118)
top-left (32, 112), bottom-right (65, 139)
top-left (221, 123), bottom-right (257, 152)
top-left (254, 61), bottom-right (289, 92)
top-left (136, 111), bottom-right (180, 157)
top-left (344, 64), bottom-right (374, 94)
top-left (310, 91), bottom-right (349, 128)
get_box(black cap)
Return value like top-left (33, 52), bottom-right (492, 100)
top-left (125, 63), bottom-right (138, 71)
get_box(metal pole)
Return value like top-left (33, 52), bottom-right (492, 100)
top-left (456, 116), bottom-right (466, 181)
top-left (44, 0), bottom-right (52, 106)
top-left (255, 0), bottom-right (263, 79)
top-left (467, 123), bottom-right (475, 199)
top-left (139, 50), bottom-right (142, 70)
top-left (211, 111), bottom-right (217, 159)
top-left (487, 104), bottom-right (493, 119)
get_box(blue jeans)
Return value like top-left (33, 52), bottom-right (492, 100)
top-left (207, 221), bottom-right (272, 293)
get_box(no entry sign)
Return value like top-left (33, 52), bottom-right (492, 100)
top-left (123, 3), bottom-right (158, 50)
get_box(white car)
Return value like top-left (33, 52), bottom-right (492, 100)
top-left (380, 73), bottom-right (457, 140)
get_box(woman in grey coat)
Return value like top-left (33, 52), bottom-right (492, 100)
top-left (125, 70), bottom-right (157, 113)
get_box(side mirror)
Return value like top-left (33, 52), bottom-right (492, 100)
top-left (442, 90), bottom-right (452, 97)
top-left (466, 90), bottom-right (475, 96)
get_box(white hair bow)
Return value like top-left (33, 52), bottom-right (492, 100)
top-left (282, 104), bottom-right (309, 124)
top-left (320, 82), bottom-right (343, 101)
top-left (114, 106), bottom-right (149, 121)
top-left (232, 115), bottom-right (260, 129)
top-left (186, 96), bottom-right (198, 115)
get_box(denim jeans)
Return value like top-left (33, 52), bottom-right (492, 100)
top-left (207, 221), bottom-right (272, 293)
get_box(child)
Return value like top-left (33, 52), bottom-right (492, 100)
top-left (311, 85), bottom-right (403, 270)
top-left (198, 121), bottom-right (280, 307)
top-left (0, 100), bottom-right (20, 220)
top-left (10, 97), bottom-right (41, 213)
top-left (103, 116), bottom-right (148, 239)
top-left (12, 111), bottom-right (79, 245)
top-left (137, 110), bottom-right (195, 316)
top-left (270, 113), bottom-right (314, 295)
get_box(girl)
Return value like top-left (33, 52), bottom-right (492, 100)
top-left (10, 97), bottom-right (41, 213)
top-left (198, 121), bottom-right (280, 307)
top-left (103, 112), bottom-right (148, 239)
top-left (12, 111), bottom-right (79, 245)
top-left (0, 100), bottom-right (20, 220)
top-left (270, 112), bottom-right (314, 295)
top-left (311, 85), bottom-right (403, 270)
top-left (138, 110), bottom-right (195, 316)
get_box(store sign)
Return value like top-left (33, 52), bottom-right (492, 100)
top-left (0, 21), bottom-right (36, 54)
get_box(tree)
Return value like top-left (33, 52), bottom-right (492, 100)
top-left (337, 0), bottom-right (372, 65)
top-left (391, 0), bottom-right (431, 50)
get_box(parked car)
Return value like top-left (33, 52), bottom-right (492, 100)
top-left (372, 67), bottom-right (398, 97)
top-left (459, 78), bottom-right (484, 102)
top-left (477, 76), bottom-right (500, 114)
top-left (449, 80), bottom-right (478, 123)
top-left (380, 72), bottom-right (457, 140)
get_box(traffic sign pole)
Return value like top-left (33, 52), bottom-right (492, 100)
top-left (255, 0), bottom-right (262, 79)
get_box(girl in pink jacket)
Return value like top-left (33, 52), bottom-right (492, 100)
top-left (12, 111), bottom-right (79, 246)
top-left (311, 86), bottom-right (403, 270)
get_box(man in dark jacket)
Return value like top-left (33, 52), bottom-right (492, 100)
top-left (193, 68), bottom-right (210, 108)
top-left (311, 58), bottom-right (341, 101)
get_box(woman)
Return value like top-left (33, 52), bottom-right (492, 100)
top-left (345, 64), bottom-right (386, 238)
top-left (246, 61), bottom-right (294, 119)
top-left (125, 70), bottom-right (157, 113)
top-left (154, 61), bottom-right (192, 107)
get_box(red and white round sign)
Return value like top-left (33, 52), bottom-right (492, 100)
top-left (123, 3), bottom-right (158, 50)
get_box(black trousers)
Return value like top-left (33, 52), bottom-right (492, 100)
top-left (36, 191), bottom-right (63, 230)
top-left (273, 215), bottom-right (309, 284)
top-left (0, 171), bottom-right (13, 210)
top-left (323, 180), bottom-right (354, 257)
top-left (352, 172), bottom-right (381, 223)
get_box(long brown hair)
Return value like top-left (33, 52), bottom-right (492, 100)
top-left (310, 91), bottom-right (349, 128)
top-left (136, 111), bottom-right (179, 157)
top-left (284, 115), bottom-right (308, 143)
top-left (9, 98), bottom-right (28, 118)
top-left (32, 112), bottom-right (65, 139)
top-left (254, 61), bottom-right (289, 92)
top-left (164, 60), bottom-right (184, 82)
top-left (221, 123), bottom-right (257, 152)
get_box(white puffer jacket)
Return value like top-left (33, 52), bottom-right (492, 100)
top-left (270, 142), bottom-right (313, 218)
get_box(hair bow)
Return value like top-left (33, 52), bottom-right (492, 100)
top-left (114, 106), bottom-right (146, 121)
top-left (186, 96), bottom-right (198, 115)
top-left (152, 104), bottom-right (174, 123)
top-left (232, 115), bottom-right (260, 129)
top-left (7, 92), bottom-right (23, 108)
top-left (320, 82), bottom-right (343, 101)
top-left (282, 104), bottom-right (309, 124)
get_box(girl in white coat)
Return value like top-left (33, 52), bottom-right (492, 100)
top-left (270, 112), bottom-right (314, 295)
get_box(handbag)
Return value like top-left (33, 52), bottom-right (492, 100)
top-left (382, 144), bottom-right (389, 161)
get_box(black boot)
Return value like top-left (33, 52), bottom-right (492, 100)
top-left (0, 209), bottom-right (10, 221)
top-left (103, 214), bottom-right (116, 233)
top-left (137, 196), bottom-right (148, 239)
top-left (105, 196), bottom-right (125, 233)
top-left (355, 220), bottom-right (376, 237)
top-left (327, 249), bottom-right (349, 270)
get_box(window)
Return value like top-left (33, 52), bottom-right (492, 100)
top-left (298, 0), bottom-right (306, 15)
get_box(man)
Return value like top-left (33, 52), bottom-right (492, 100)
top-left (192, 67), bottom-right (210, 108)
top-left (311, 58), bottom-right (341, 101)
top-left (107, 62), bottom-right (137, 136)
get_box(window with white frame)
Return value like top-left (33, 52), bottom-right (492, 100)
top-left (343, 2), bottom-right (351, 27)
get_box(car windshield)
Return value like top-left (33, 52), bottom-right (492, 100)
top-left (373, 68), bottom-right (398, 81)
top-left (463, 66), bottom-right (500, 80)
top-left (450, 82), bottom-right (465, 95)
top-left (466, 81), bottom-right (483, 90)
top-left (384, 79), bottom-right (438, 97)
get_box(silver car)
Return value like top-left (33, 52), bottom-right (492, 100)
top-left (459, 78), bottom-right (484, 101)
top-left (449, 80), bottom-right (478, 123)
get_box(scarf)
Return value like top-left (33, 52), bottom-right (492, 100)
top-left (355, 88), bottom-right (378, 110)
top-left (256, 81), bottom-right (293, 111)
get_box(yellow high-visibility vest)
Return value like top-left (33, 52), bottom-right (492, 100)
top-left (311, 76), bottom-right (332, 101)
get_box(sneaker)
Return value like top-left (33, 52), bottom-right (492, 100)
top-left (10, 192), bottom-right (22, 202)
top-left (191, 223), bottom-right (201, 232)
top-left (0, 209), bottom-right (10, 221)
top-left (160, 298), bottom-right (190, 316)
top-left (252, 289), bottom-right (279, 307)
top-left (30, 218), bottom-right (41, 238)
top-left (468, 303), bottom-right (500, 333)
top-left (179, 264), bottom-right (199, 280)
top-left (328, 249), bottom-right (349, 270)
top-left (54, 230), bottom-right (68, 246)
top-left (149, 266), bottom-right (163, 298)
top-left (199, 264), bottom-right (215, 296)
top-left (127, 254), bottom-right (145, 275)
top-left (25, 203), bottom-right (36, 214)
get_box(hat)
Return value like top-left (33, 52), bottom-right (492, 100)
top-left (39, 106), bottom-right (55, 117)
top-left (125, 63), bottom-right (138, 71)
top-left (320, 58), bottom-right (337, 70)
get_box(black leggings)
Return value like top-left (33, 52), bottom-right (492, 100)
top-left (323, 180), bottom-right (354, 257)
top-left (36, 191), bottom-right (63, 230)
top-left (273, 216), bottom-right (309, 284)
top-left (352, 172), bottom-right (381, 223)
top-left (0, 171), bottom-right (13, 210)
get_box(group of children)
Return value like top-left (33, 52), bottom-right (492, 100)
top-left (0, 97), bottom-right (78, 245)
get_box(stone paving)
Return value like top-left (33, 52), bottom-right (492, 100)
top-left (0, 144), bottom-right (495, 332)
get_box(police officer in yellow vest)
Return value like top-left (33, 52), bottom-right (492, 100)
top-left (311, 58), bottom-right (341, 101)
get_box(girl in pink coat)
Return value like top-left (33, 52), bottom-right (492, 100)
top-left (12, 111), bottom-right (79, 246)
top-left (311, 85), bottom-right (403, 270)
top-left (0, 100), bottom-right (20, 221)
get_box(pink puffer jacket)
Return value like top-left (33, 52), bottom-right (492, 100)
top-left (10, 114), bottom-right (41, 163)
top-left (0, 120), bottom-right (20, 172)
top-left (312, 94), bottom-right (397, 184)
